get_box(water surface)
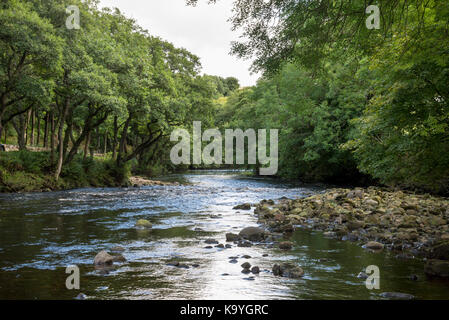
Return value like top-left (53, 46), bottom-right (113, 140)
top-left (0, 171), bottom-right (448, 299)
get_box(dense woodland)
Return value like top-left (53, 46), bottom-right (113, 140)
top-left (0, 0), bottom-right (448, 194)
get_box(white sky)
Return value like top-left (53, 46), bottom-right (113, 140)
top-left (98, 0), bottom-right (260, 87)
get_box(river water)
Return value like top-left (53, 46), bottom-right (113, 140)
top-left (0, 170), bottom-right (448, 300)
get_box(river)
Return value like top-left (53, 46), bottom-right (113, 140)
top-left (0, 170), bottom-right (448, 300)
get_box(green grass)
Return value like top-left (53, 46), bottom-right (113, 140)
top-left (0, 151), bottom-right (130, 193)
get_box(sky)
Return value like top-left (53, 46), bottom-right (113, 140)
top-left (98, 0), bottom-right (260, 87)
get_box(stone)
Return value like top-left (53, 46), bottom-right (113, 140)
top-left (429, 241), bottom-right (449, 260)
top-left (347, 220), bottom-right (365, 231)
top-left (272, 263), bottom-right (304, 279)
top-left (135, 219), bottom-right (152, 229)
top-left (241, 262), bottom-right (251, 269)
top-left (279, 241), bottom-right (293, 250)
top-left (229, 259), bottom-right (238, 264)
top-left (424, 259), bottom-right (449, 277)
top-left (365, 241), bottom-right (384, 250)
top-left (241, 268), bottom-right (251, 274)
top-left (347, 189), bottom-right (364, 199)
top-left (357, 272), bottom-right (368, 280)
top-left (364, 199), bottom-right (379, 207)
top-left (251, 266), bottom-right (260, 274)
top-left (237, 240), bottom-right (253, 247)
top-left (239, 227), bottom-right (266, 241)
top-left (380, 292), bottom-right (415, 300)
top-left (226, 233), bottom-right (240, 242)
top-left (205, 239), bottom-right (219, 244)
top-left (112, 254), bottom-right (127, 263)
top-left (233, 203), bottom-right (252, 210)
top-left (94, 250), bottom-right (114, 266)
top-left (75, 293), bottom-right (87, 300)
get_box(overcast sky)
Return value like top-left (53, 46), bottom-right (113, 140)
top-left (98, 0), bottom-right (260, 87)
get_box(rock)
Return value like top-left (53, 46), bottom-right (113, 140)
top-left (251, 266), bottom-right (260, 274)
top-left (112, 254), bottom-right (127, 263)
top-left (110, 246), bottom-right (125, 253)
top-left (204, 246), bottom-right (213, 249)
top-left (233, 203), bottom-right (252, 210)
top-left (409, 274), bottom-right (419, 281)
top-left (241, 268), bottom-right (251, 274)
top-left (205, 239), bottom-right (219, 244)
top-left (241, 262), bottom-right (252, 269)
top-left (272, 263), bottom-right (304, 279)
top-left (226, 233), bottom-right (240, 242)
top-left (365, 199), bottom-right (379, 207)
top-left (323, 231), bottom-right (337, 238)
top-left (424, 259), bottom-right (449, 277)
top-left (243, 276), bottom-right (256, 281)
top-left (429, 241), bottom-right (449, 260)
top-left (380, 292), bottom-right (415, 300)
top-left (347, 189), bottom-right (364, 199)
top-left (272, 264), bottom-right (282, 276)
top-left (75, 293), bottom-right (87, 300)
top-left (239, 227), bottom-right (266, 241)
top-left (429, 216), bottom-right (446, 227)
top-left (135, 219), bottom-right (152, 229)
top-left (215, 244), bottom-right (225, 249)
top-left (237, 240), bottom-right (253, 247)
top-left (242, 255), bottom-right (252, 259)
top-left (279, 241), bottom-right (293, 250)
top-left (357, 272), bottom-right (369, 280)
top-left (225, 244), bottom-right (232, 249)
top-left (347, 220), bottom-right (365, 231)
top-left (94, 250), bottom-right (114, 266)
top-left (229, 259), bottom-right (238, 264)
top-left (365, 241), bottom-right (384, 250)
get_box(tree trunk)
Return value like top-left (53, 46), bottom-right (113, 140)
top-left (0, 112), bottom-right (3, 144)
top-left (36, 111), bottom-right (41, 147)
top-left (43, 112), bottom-right (48, 148)
top-left (24, 109), bottom-right (31, 146)
top-left (12, 114), bottom-right (27, 150)
top-left (55, 100), bottom-right (69, 181)
top-left (117, 115), bottom-right (131, 166)
top-left (112, 116), bottom-right (118, 160)
top-left (30, 109), bottom-right (35, 146)
top-left (104, 133), bottom-right (107, 155)
top-left (50, 111), bottom-right (55, 165)
top-left (84, 130), bottom-right (91, 161)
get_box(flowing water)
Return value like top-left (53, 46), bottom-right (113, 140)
top-left (0, 170), bottom-right (448, 300)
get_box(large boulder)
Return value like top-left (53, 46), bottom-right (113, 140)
top-left (239, 227), bottom-right (266, 241)
top-left (424, 259), bottom-right (449, 278)
top-left (272, 263), bottom-right (304, 279)
top-left (94, 250), bottom-right (114, 266)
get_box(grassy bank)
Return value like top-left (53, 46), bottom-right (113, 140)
top-left (0, 151), bottom-right (129, 193)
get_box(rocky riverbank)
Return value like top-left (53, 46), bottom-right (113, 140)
top-left (251, 187), bottom-right (449, 278)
